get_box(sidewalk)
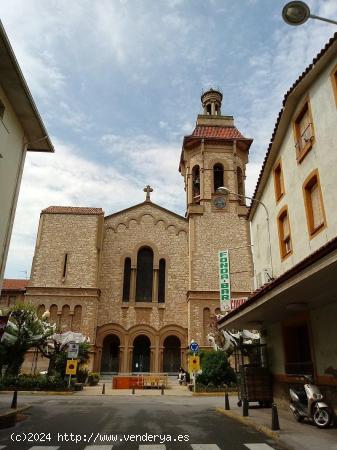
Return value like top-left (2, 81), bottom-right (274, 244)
top-left (217, 395), bottom-right (337, 450)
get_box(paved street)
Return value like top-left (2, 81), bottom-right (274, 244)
top-left (0, 395), bottom-right (283, 450)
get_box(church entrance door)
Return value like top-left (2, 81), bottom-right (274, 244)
top-left (163, 336), bottom-right (181, 373)
top-left (101, 334), bottom-right (120, 373)
top-left (132, 335), bottom-right (151, 372)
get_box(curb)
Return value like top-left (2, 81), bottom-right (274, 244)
top-left (0, 391), bottom-right (74, 396)
top-left (193, 392), bottom-right (237, 397)
top-left (216, 407), bottom-right (280, 441)
top-left (0, 404), bottom-right (31, 418)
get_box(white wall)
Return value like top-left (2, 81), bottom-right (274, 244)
top-left (251, 56), bottom-right (337, 279)
top-left (0, 84), bottom-right (26, 287)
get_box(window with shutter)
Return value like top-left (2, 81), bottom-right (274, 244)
top-left (303, 170), bottom-right (326, 238)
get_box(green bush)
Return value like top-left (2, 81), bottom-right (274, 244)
top-left (88, 372), bottom-right (100, 386)
top-left (0, 374), bottom-right (68, 391)
top-left (76, 368), bottom-right (89, 383)
top-left (196, 350), bottom-right (236, 388)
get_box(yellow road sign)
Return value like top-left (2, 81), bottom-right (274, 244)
top-left (188, 355), bottom-right (200, 372)
top-left (65, 359), bottom-right (78, 375)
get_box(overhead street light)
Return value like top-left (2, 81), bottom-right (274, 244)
top-left (216, 186), bottom-right (274, 280)
top-left (282, 1), bottom-right (337, 26)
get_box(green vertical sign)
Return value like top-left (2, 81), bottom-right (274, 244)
top-left (219, 250), bottom-right (230, 311)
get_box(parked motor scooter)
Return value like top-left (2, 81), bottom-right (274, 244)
top-left (289, 375), bottom-right (334, 428)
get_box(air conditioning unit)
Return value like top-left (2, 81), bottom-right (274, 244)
top-left (252, 268), bottom-right (272, 290)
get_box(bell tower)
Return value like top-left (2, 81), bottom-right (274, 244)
top-left (179, 88), bottom-right (254, 346)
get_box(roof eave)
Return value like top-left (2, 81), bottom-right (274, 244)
top-left (248, 34), bottom-right (337, 221)
top-left (0, 21), bottom-right (54, 153)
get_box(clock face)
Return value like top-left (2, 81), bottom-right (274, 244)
top-left (213, 197), bottom-right (226, 209)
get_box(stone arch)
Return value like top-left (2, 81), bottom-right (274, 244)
top-left (94, 323), bottom-right (127, 373)
top-left (132, 334), bottom-right (151, 372)
top-left (139, 213), bottom-right (155, 226)
top-left (208, 158), bottom-right (230, 193)
top-left (159, 325), bottom-right (188, 372)
top-left (72, 305), bottom-right (82, 332)
top-left (163, 335), bottom-right (181, 373)
top-left (132, 241), bottom-right (160, 269)
top-left (37, 304), bottom-right (45, 318)
top-left (49, 304), bottom-right (58, 324)
top-left (96, 323), bottom-right (126, 348)
top-left (101, 334), bottom-right (121, 373)
top-left (155, 218), bottom-right (168, 228)
top-left (116, 223), bottom-right (127, 232)
top-left (60, 304), bottom-right (71, 331)
top-left (177, 229), bottom-right (188, 238)
top-left (166, 224), bottom-right (177, 234)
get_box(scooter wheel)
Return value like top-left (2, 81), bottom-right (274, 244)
top-left (313, 407), bottom-right (332, 428)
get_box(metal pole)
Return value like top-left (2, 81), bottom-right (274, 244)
top-left (11, 390), bottom-right (18, 409)
top-left (228, 190), bottom-right (274, 279)
top-left (310, 14), bottom-right (337, 25)
top-left (271, 403), bottom-right (280, 430)
top-left (225, 391), bottom-right (230, 410)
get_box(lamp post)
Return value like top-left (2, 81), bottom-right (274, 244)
top-left (216, 186), bottom-right (274, 280)
top-left (282, 1), bottom-right (337, 26)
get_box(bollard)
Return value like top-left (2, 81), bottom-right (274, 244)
top-left (132, 386), bottom-right (135, 395)
top-left (271, 403), bottom-right (280, 431)
top-left (225, 392), bottom-right (230, 410)
top-left (102, 383), bottom-right (105, 395)
top-left (242, 398), bottom-right (249, 417)
top-left (11, 390), bottom-right (18, 409)
top-left (161, 384), bottom-right (164, 395)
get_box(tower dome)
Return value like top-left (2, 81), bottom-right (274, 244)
top-left (201, 88), bottom-right (223, 116)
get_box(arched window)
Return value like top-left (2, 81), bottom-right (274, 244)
top-left (158, 258), bottom-right (166, 303)
top-left (192, 165), bottom-right (200, 204)
top-left (72, 305), bottom-right (82, 332)
top-left (213, 163), bottom-right (224, 192)
top-left (122, 257), bottom-right (131, 302)
top-left (237, 166), bottom-right (245, 204)
top-left (136, 247), bottom-right (153, 302)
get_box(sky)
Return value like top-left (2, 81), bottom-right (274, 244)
top-left (2, 0), bottom-right (337, 278)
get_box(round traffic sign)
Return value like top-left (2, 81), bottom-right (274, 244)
top-left (190, 341), bottom-right (199, 352)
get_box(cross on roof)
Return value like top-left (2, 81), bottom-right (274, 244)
top-left (143, 185), bottom-right (153, 201)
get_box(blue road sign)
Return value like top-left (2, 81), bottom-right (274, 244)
top-left (190, 341), bottom-right (199, 352)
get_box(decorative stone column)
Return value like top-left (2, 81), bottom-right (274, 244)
top-left (130, 268), bottom-right (136, 302)
top-left (152, 268), bottom-right (159, 303)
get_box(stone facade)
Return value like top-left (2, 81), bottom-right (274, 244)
top-left (25, 90), bottom-right (253, 373)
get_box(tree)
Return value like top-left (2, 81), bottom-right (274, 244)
top-left (37, 331), bottom-right (90, 377)
top-left (196, 350), bottom-right (236, 387)
top-left (1, 304), bottom-right (55, 376)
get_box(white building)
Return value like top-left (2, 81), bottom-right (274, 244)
top-left (0, 21), bottom-right (54, 290)
top-left (219, 33), bottom-right (337, 409)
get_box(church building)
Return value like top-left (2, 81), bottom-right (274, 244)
top-left (25, 90), bottom-right (253, 374)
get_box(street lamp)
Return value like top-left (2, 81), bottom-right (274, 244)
top-left (282, 1), bottom-right (337, 26)
top-left (216, 186), bottom-right (274, 280)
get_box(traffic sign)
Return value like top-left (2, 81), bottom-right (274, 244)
top-left (188, 355), bottom-right (200, 372)
top-left (65, 359), bottom-right (78, 375)
top-left (190, 341), bottom-right (199, 353)
top-left (67, 343), bottom-right (79, 359)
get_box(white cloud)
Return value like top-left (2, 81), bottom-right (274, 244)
top-left (5, 137), bottom-right (185, 277)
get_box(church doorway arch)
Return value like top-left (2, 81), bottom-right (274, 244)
top-left (163, 336), bottom-right (181, 373)
top-left (132, 335), bottom-right (151, 372)
top-left (101, 334), bottom-right (120, 373)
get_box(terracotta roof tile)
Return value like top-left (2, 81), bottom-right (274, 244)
top-left (2, 279), bottom-right (28, 290)
top-left (42, 206), bottom-right (103, 215)
top-left (249, 32), bottom-right (337, 219)
top-left (191, 125), bottom-right (245, 139)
